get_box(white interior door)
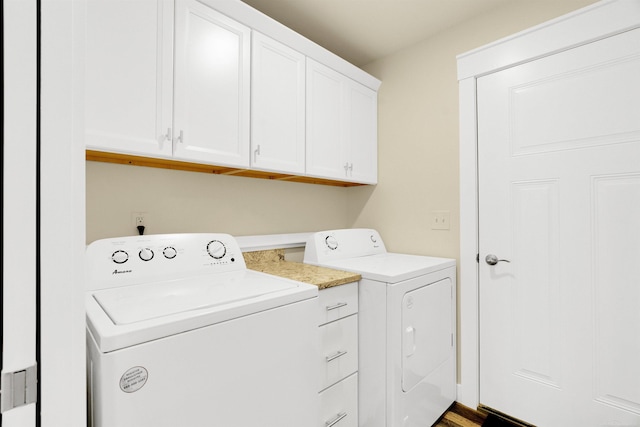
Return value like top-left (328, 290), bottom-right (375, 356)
top-left (2, 0), bottom-right (38, 425)
top-left (478, 28), bottom-right (640, 426)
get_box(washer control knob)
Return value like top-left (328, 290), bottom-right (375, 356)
top-left (163, 246), bottom-right (177, 259)
top-left (112, 250), bottom-right (129, 264)
top-left (370, 234), bottom-right (377, 243)
top-left (139, 248), bottom-right (154, 261)
top-left (207, 240), bottom-right (227, 259)
top-left (325, 236), bottom-right (338, 250)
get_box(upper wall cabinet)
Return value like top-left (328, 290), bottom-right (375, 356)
top-left (345, 79), bottom-right (378, 184)
top-left (173, 0), bottom-right (251, 168)
top-left (305, 59), bottom-right (344, 180)
top-left (85, 0), bottom-right (174, 157)
top-left (86, 0), bottom-right (380, 185)
top-left (251, 32), bottom-right (306, 174)
top-left (306, 59), bottom-right (378, 184)
top-left (86, 0), bottom-right (251, 168)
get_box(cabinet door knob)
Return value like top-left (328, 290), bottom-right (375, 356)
top-left (343, 163), bottom-right (353, 176)
top-left (163, 128), bottom-right (172, 142)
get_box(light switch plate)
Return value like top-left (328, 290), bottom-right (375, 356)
top-left (430, 211), bottom-right (450, 230)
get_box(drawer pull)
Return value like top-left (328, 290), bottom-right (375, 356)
top-left (326, 350), bottom-right (348, 363)
top-left (326, 302), bottom-right (347, 311)
top-left (325, 412), bottom-right (347, 427)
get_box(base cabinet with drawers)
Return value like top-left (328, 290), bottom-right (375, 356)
top-left (317, 282), bottom-right (358, 427)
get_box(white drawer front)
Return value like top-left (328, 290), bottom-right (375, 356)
top-left (319, 373), bottom-right (358, 427)
top-left (318, 282), bottom-right (358, 326)
top-left (319, 314), bottom-right (358, 391)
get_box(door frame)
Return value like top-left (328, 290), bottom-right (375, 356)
top-left (2, 0), bottom-right (88, 425)
top-left (39, 0), bottom-right (87, 425)
top-left (456, 0), bottom-right (640, 409)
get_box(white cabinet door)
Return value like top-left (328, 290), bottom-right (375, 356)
top-left (85, 0), bottom-right (174, 158)
top-left (173, 0), bottom-right (251, 168)
top-left (345, 80), bottom-right (377, 184)
top-left (306, 58), bottom-right (378, 184)
top-left (306, 58), bottom-right (347, 180)
top-left (251, 32), bottom-right (305, 174)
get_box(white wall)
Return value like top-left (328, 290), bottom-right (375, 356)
top-left (350, 0), bottom-right (598, 259)
top-left (349, 0), bottom-right (598, 382)
top-left (86, 1), bottom-right (597, 250)
top-left (86, 161), bottom-right (350, 243)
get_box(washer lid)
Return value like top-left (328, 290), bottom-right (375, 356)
top-left (313, 253), bottom-right (455, 283)
top-left (94, 270), bottom-right (299, 325)
top-left (87, 270), bottom-right (317, 352)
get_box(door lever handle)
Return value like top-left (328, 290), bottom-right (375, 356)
top-left (485, 254), bottom-right (510, 265)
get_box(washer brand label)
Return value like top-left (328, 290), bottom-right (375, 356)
top-left (120, 366), bottom-right (148, 393)
top-left (113, 269), bottom-right (132, 275)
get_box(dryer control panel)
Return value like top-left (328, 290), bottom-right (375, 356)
top-left (304, 228), bottom-right (387, 264)
top-left (86, 233), bottom-right (246, 291)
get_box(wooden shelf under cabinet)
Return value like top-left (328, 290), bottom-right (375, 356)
top-left (86, 150), bottom-right (367, 188)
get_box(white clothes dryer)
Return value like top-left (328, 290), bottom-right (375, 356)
top-left (304, 229), bottom-right (456, 427)
top-left (86, 233), bottom-right (318, 427)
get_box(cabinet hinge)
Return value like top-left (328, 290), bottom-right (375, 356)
top-left (1, 364), bottom-right (37, 414)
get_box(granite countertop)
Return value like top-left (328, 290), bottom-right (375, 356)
top-left (243, 249), bottom-right (360, 290)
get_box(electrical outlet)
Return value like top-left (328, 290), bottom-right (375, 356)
top-left (131, 212), bottom-right (147, 227)
top-left (430, 211), bottom-right (450, 230)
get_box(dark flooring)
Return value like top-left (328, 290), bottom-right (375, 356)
top-left (434, 403), bottom-right (526, 427)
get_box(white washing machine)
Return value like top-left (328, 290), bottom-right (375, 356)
top-left (86, 233), bottom-right (319, 427)
top-left (304, 229), bottom-right (456, 427)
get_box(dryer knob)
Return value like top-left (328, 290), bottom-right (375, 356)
top-left (112, 250), bottom-right (129, 264)
top-left (207, 240), bottom-right (227, 259)
top-left (163, 246), bottom-right (177, 259)
top-left (325, 236), bottom-right (338, 250)
top-left (139, 248), bottom-right (154, 261)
